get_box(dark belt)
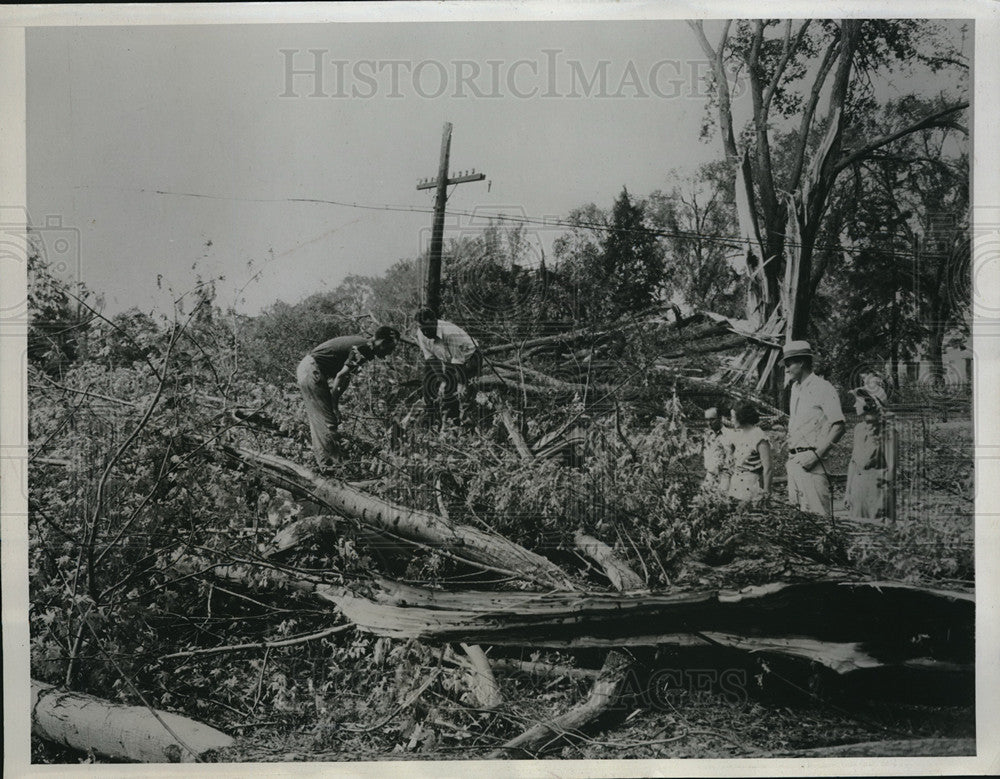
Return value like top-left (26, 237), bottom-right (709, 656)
top-left (788, 447), bottom-right (816, 454)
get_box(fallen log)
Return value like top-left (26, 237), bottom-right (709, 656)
top-left (486, 360), bottom-right (784, 420)
top-left (323, 579), bottom-right (973, 678)
top-left (443, 644), bottom-right (503, 709)
top-left (477, 373), bottom-right (565, 399)
top-left (482, 326), bottom-right (622, 357)
top-left (480, 305), bottom-right (698, 357)
top-left (656, 332), bottom-right (746, 359)
top-left (172, 547), bottom-right (972, 686)
top-left (497, 406), bottom-right (533, 461)
top-left (216, 442), bottom-right (573, 589)
top-left (31, 680), bottom-right (233, 763)
top-left (171, 549), bottom-right (973, 706)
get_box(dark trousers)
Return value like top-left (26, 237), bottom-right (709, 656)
top-left (422, 350), bottom-right (482, 421)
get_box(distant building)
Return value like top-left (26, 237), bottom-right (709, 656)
top-left (888, 329), bottom-right (972, 387)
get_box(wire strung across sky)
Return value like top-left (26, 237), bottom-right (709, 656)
top-left (74, 184), bottom-right (924, 261)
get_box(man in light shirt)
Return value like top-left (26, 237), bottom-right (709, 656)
top-left (701, 407), bottom-right (731, 494)
top-left (414, 307), bottom-right (482, 423)
top-left (783, 340), bottom-right (845, 517)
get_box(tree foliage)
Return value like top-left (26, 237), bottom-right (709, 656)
top-left (690, 18), bottom-right (969, 339)
top-left (27, 252), bottom-right (91, 375)
top-left (647, 162), bottom-right (743, 317)
top-left (815, 94), bottom-right (969, 390)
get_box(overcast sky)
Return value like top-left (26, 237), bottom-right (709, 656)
top-left (26, 19), bottom-right (969, 316)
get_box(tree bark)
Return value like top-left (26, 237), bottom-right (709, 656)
top-left (457, 643), bottom-right (502, 709)
top-left (573, 532), bottom-right (644, 592)
top-left (325, 579), bottom-right (973, 675)
top-left (31, 680), bottom-right (234, 763)
top-left (216, 442), bottom-right (573, 589)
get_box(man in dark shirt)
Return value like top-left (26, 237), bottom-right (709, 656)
top-left (296, 326), bottom-right (399, 469)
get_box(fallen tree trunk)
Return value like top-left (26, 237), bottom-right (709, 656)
top-left (482, 325), bottom-right (624, 357)
top-left (656, 332), bottom-right (746, 359)
top-left (477, 373), bottom-right (566, 399)
top-left (440, 644), bottom-right (502, 709)
top-left (486, 360), bottom-right (784, 419)
top-left (31, 680), bottom-right (233, 763)
top-left (497, 406), bottom-right (533, 461)
top-left (173, 531), bottom-right (972, 682)
top-left (173, 549), bottom-right (974, 698)
top-left (216, 442), bottom-right (573, 589)
top-left (480, 305), bottom-right (700, 357)
top-left (323, 579), bottom-right (973, 677)
top-left (460, 643), bottom-right (502, 708)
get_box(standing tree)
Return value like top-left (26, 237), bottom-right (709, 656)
top-left (817, 93), bottom-right (969, 390)
top-left (552, 203), bottom-right (608, 321)
top-left (647, 162), bottom-right (743, 317)
top-left (689, 18), bottom-right (969, 340)
top-left (599, 187), bottom-right (665, 317)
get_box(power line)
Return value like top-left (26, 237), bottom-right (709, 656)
top-left (95, 185), bottom-right (928, 261)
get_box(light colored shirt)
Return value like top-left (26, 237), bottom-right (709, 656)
top-left (416, 319), bottom-right (478, 365)
top-left (788, 372), bottom-right (845, 450)
top-left (703, 428), bottom-right (731, 475)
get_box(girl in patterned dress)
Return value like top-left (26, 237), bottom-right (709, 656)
top-left (726, 403), bottom-right (773, 503)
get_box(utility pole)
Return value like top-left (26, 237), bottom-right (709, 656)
top-left (416, 122), bottom-right (485, 316)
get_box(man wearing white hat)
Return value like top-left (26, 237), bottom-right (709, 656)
top-left (783, 340), bottom-right (845, 517)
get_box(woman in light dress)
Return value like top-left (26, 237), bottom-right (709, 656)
top-left (726, 402), bottom-right (773, 503)
top-left (845, 385), bottom-right (897, 521)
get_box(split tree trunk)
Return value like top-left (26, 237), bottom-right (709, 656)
top-left (31, 680), bottom-right (233, 763)
top-left (573, 532), bottom-right (644, 592)
top-left (323, 578), bottom-right (973, 678)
